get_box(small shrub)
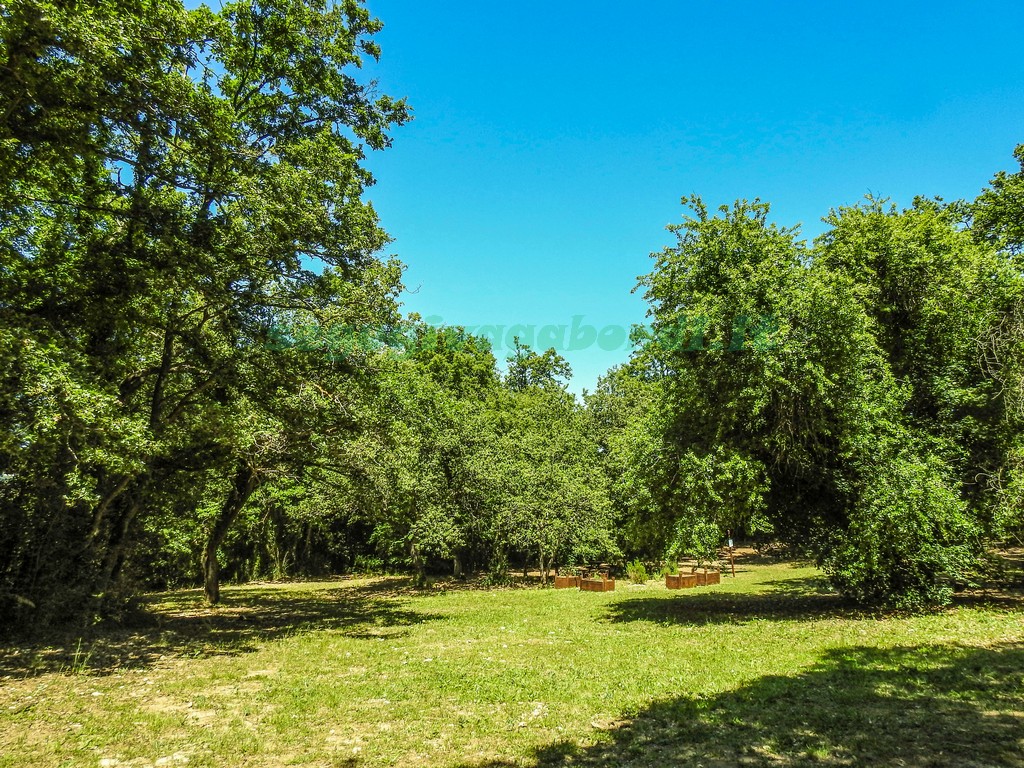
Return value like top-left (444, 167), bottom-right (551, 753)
top-left (625, 558), bottom-right (649, 583)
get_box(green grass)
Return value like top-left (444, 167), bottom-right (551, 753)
top-left (1, 558), bottom-right (1022, 767)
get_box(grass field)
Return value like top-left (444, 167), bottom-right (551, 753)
top-left (1, 556), bottom-right (1022, 767)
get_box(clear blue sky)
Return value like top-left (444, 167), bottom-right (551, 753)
top-left (360, 0), bottom-right (1024, 394)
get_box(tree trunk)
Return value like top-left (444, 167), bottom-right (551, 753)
top-left (102, 500), bottom-right (140, 584)
top-left (301, 520), bottom-right (314, 575)
top-left (410, 542), bottom-right (426, 587)
top-left (452, 553), bottom-right (464, 579)
top-left (82, 475), bottom-right (133, 553)
top-left (203, 462), bottom-right (259, 604)
top-left (149, 328), bottom-right (175, 431)
top-left (92, 497), bottom-right (141, 611)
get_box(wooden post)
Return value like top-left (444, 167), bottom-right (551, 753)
top-left (727, 530), bottom-right (736, 577)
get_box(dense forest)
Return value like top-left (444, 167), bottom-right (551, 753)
top-left (2, 0), bottom-right (1023, 632)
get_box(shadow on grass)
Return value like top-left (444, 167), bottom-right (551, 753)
top-left (0, 578), bottom-right (435, 677)
top-left (462, 642), bottom-right (1024, 767)
top-left (609, 572), bottom-right (1024, 627)
top-left (603, 578), bottom-right (859, 626)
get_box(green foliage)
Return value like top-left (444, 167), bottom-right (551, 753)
top-left (482, 550), bottom-right (513, 587)
top-left (822, 446), bottom-right (979, 608)
top-left (0, 0), bottom-right (409, 623)
top-left (625, 558), bottom-right (649, 583)
top-left (487, 349), bottom-right (620, 580)
top-left (505, 339), bottom-right (573, 392)
top-left (971, 146), bottom-right (1024, 544)
top-left (621, 189), bottom-right (1024, 607)
top-left (973, 143), bottom-right (1024, 255)
top-left (668, 519), bottom-right (722, 572)
top-left (655, 560), bottom-right (677, 578)
top-left (3, 0), bottom-right (1022, 620)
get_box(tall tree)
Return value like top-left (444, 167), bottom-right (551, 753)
top-left (632, 195), bottom-right (1007, 607)
top-left (972, 144), bottom-right (1024, 543)
top-left (0, 0), bottom-right (408, 624)
top-left (488, 346), bottom-right (617, 582)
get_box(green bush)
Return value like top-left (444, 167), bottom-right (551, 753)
top-left (823, 452), bottom-right (980, 609)
top-left (656, 560), bottom-right (677, 578)
top-left (625, 558), bottom-right (649, 583)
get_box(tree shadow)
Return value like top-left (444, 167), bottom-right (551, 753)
top-left (460, 642), bottom-right (1024, 767)
top-left (758, 573), bottom-right (834, 596)
top-left (602, 578), bottom-right (862, 626)
top-left (951, 589), bottom-right (1024, 611)
top-left (0, 578), bottom-right (435, 677)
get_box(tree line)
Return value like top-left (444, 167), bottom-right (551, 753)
top-left (605, 184), bottom-right (1024, 608)
top-left (2, 0), bottom-right (1023, 631)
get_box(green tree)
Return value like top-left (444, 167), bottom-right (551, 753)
top-left (506, 338), bottom-right (572, 392)
top-left (633, 195), bottom-right (1006, 607)
top-left (972, 144), bottom-right (1024, 543)
top-left (486, 347), bottom-right (617, 583)
top-left (0, 0), bottom-right (408, 624)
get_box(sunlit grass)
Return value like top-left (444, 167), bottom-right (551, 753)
top-left (1, 558), bottom-right (1021, 767)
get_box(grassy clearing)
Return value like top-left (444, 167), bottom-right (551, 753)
top-left (1, 556), bottom-right (1022, 767)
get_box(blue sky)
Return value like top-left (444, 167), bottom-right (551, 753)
top-left (360, 0), bottom-right (1024, 394)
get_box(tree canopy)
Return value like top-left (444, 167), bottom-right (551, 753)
top-left (611, 185), bottom-right (1024, 607)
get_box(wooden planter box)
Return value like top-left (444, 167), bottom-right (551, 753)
top-left (665, 573), bottom-right (698, 589)
top-left (580, 577), bottom-right (615, 592)
top-left (554, 574), bottom-right (580, 589)
top-left (694, 571), bottom-right (721, 586)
